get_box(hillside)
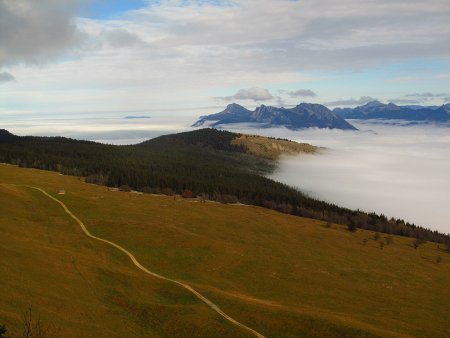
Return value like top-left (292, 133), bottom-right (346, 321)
top-left (0, 164), bottom-right (449, 337)
top-left (0, 128), bottom-right (448, 245)
top-left (231, 134), bottom-right (318, 160)
top-left (193, 103), bottom-right (357, 130)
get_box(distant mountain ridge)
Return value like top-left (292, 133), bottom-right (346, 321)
top-left (333, 101), bottom-right (450, 122)
top-left (193, 103), bottom-right (357, 130)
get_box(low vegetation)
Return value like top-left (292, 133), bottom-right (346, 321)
top-left (0, 324), bottom-right (7, 338)
top-left (0, 164), bottom-right (449, 337)
top-left (0, 167), bottom-right (249, 338)
top-left (231, 134), bottom-right (318, 160)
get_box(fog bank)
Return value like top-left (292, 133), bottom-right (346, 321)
top-left (1, 111), bottom-right (194, 144)
top-left (224, 122), bottom-right (450, 233)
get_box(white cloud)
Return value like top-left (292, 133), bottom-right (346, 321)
top-left (324, 96), bottom-right (377, 107)
top-left (287, 89), bottom-right (317, 98)
top-left (141, 0), bottom-right (448, 72)
top-left (388, 98), bottom-right (422, 105)
top-left (99, 28), bottom-right (146, 48)
top-left (0, 0), bottom-right (83, 67)
top-left (0, 72), bottom-right (15, 83)
top-left (385, 76), bottom-right (417, 83)
top-left (405, 92), bottom-right (448, 98)
top-left (435, 73), bottom-right (450, 79)
top-left (2, 0), bottom-right (450, 115)
top-left (216, 87), bottom-right (274, 101)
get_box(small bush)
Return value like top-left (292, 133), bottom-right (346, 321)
top-left (181, 189), bottom-right (194, 198)
top-left (161, 187), bottom-right (174, 196)
top-left (151, 187), bottom-right (161, 194)
top-left (347, 222), bottom-right (357, 232)
top-left (277, 203), bottom-right (293, 214)
top-left (85, 174), bottom-right (108, 185)
top-left (373, 233), bottom-right (380, 241)
top-left (262, 200), bottom-right (277, 210)
top-left (220, 194), bottom-right (238, 204)
top-left (119, 184), bottom-right (132, 192)
top-left (413, 238), bottom-right (426, 249)
top-left (0, 324), bottom-right (7, 338)
top-left (436, 256), bottom-right (442, 264)
top-left (141, 186), bottom-right (152, 193)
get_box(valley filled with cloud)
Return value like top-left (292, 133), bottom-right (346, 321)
top-left (265, 122), bottom-right (450, 233)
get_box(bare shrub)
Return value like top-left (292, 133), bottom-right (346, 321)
top-left (413, 238), bottom-right (426, 249)
top-left (220, 194), bottom-right (238, 204)
top-left (181, 190), bottom-right (194, 198)
top-left (262, 200), bottom-right (277, 210)
top-left (22, 306), bottom-right (59, 338)
top-left (277, 203), bottom-right (293, 214)
top-left (161, 188), bottom-right (174, 196)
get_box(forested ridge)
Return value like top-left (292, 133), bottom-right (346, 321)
top-left (0, 128), bottom-right (448, 245)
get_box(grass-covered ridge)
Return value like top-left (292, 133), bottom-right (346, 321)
top-left (0, 128), bottom-right (448, 245)
top-left (0, 164), bottom-right (449, 337)
top-left (231, 134), bottom-right (318, 160)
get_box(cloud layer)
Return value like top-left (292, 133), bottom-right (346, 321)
top-left (1, 0), bottom-right (449, 116)
top-left (263, 122), bottom-right (450, 233)
top-left (325, 96), bottom-right (378, 107)
top-left (0, 0), bottom-right (82, 67)
top-left (217, 87), bottom-right (274, 101)
top-left (287, 89), bottom-right (317, 98)
top-left (0, 72), bottom-right (15, 83)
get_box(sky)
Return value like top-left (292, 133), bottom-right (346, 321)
top-left (1, 0), bottom-right (450, 121)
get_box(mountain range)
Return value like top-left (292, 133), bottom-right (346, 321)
top-left (193, 101), bottom-right (450, 130)
top-left (193, 103), bottom-right (357, 130)
top-left (333, 101), bottom-right (450, 122)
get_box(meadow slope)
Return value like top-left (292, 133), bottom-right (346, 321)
top-left (0, 164), bottom-right (449, 337)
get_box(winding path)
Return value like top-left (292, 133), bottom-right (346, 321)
top-left (26, 186), bottom-right (265, 338)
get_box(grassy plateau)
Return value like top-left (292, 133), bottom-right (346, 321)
top-left (0, 164), bottom-right (449, 337)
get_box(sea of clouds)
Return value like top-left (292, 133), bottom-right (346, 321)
top-left (1, 111), bottom-right (194, 144)
top-left (224, 121), bottom-right (450, 234)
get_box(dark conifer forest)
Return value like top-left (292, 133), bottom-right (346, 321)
top-left (0, 128), bottom-right (448, 245)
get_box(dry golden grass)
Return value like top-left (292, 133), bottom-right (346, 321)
top-left (231, 134), bottom-right (318, 160)
top-left (0, 169), bottom-right (249, 337)
top-left (1, 164), bottom-right (449, 337)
